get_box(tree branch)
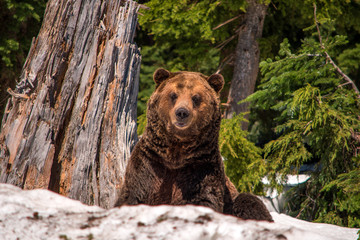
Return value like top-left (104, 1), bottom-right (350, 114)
top-left (213, 15), bottom-right (241, 30)
top-left (313, 3), bottom-right (360, 97)
top-left (216, 54), bottom-right (234, 74)
top-left (215, 34), bottom-right (237, 50)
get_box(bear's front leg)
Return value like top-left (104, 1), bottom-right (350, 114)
top-left (177, 167), bottom-right (225, 213)
top-left (233, 193), bottom-right (273, 222)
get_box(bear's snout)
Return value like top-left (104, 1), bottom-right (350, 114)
top-left (175, 107), bottom-right (190, 121)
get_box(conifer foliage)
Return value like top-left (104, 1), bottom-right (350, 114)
top-left (219, 113), bottom-right (266, 194)
top-left (247, 18), bottom-right (360, 226)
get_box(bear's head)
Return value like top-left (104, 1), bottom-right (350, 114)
top-left (147, 68), bottom-right (224, 144)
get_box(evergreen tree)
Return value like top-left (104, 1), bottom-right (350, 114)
top-left (247, 12), bottom-right (360, 226)
top-left (219, 113), bottom-right (266, 194)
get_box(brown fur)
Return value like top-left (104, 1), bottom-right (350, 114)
top-left (233, 193), bottom-right (273, 221)
top-left (115, 68), bottom-right (273, 222)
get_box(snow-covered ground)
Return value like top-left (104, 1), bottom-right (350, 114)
top-left (0, 183), bottom-right (358, 240)
top-left (262, 174), bottom-right (311, 213)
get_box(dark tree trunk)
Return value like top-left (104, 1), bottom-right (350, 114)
top-left (224, 0), bottom-right (268, 130)
top-left (0, 0), bottom-right (140, 209)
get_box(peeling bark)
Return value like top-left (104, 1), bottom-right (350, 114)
top-left (0, 0), bottom-right (140, 209)
top-left (224, 0), bottom-right (268, 130)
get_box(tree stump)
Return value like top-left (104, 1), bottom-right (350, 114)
top-left (0, 0), bottom-right (141, 209)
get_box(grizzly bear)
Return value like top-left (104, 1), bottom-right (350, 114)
top-left (115, 68), bottom-right (273, 222)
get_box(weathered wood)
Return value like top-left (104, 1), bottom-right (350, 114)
top-left (0, 0), bottom-right (140, 208)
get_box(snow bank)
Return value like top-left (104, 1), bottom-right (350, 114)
top-left (0, 184), bottom-right (358, 240)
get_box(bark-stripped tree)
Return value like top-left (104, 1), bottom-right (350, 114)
top-left (224, 0), bottom-right (268, 130)
top-left (0, 0), bottom-right (140, 209)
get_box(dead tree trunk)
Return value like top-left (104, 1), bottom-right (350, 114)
top-left (224, 0), bottom-right (268, 130)
top-left (0, 0), bottom-right (140, 209)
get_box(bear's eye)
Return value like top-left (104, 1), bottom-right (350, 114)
top-left (192, 95), bottom-right (201, 107)
top-left (170, 92), bottom-right (178, 102)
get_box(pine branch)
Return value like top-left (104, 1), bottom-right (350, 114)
top-left (313, 3), bottom-right (360, 97)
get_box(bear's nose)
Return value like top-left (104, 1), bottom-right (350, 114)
top-left (175, 107), bottom-right (190, 120)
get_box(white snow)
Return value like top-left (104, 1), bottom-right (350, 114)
top-left (0, 183), bottom-right (358, 240)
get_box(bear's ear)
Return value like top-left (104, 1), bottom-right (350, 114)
top-left (207, 74), bottom-right (224, 93)
top-left (153, 68), bottom-right (171, 86)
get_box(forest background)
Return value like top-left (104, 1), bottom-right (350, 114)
top-left (0, 0), bottom-right (359, 228)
